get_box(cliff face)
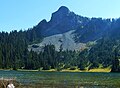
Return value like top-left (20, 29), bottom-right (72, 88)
top-left (37, 6), bottom-right (90, 37)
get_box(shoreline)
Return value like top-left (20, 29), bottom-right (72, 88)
top-left (0, 68), bottom-right (111, 72)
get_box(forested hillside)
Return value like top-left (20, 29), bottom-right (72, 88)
top-left (0, 6), bottom-right (120, 72)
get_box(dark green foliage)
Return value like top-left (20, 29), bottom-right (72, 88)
top-left (78, 49), bottom-right (89, 70)
top-left (0, 28), bottom-right (42, 70)
top-left (111, 48), bottom-right (120, 72)
top-left (32, 45), bottom-right (39, 48)
top-left (69, 66), bottom-right (76, 70)
top-left (111, 57), bottom-right (120, 72)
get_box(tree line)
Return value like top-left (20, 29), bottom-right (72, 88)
top-left (0, 28), bottom-right (119, 72)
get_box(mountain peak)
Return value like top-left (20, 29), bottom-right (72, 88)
top-left (57, 6), bottom-right (69, 14)
top-left (50, 6), bottom-right (70, 23)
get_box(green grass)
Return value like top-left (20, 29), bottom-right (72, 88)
top-left (0, 70), bottom-right (120, 88)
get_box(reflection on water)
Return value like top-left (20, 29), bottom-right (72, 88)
top-left (0, 70), bottom-right (119, 88)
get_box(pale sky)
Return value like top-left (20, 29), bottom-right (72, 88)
top-left (0, 0), bottom-right (120, 32)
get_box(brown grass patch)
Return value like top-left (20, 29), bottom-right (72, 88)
top-left (0, 78), bottom-right (19, 88)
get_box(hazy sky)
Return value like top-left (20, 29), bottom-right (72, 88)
top-left (0, 0), bottom-right (120, 32)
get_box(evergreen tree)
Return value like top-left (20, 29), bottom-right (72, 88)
top-left (111, 49), bottom-right (120, 72)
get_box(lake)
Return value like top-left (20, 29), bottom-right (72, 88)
top-left (0, 70), bottom-right (120, 88)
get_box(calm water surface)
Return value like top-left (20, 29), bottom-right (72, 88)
top-left (0, 70), bottom-right (120, 88)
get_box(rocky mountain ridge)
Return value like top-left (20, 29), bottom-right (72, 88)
top-left (29, 6), bottom-right (120, 52)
